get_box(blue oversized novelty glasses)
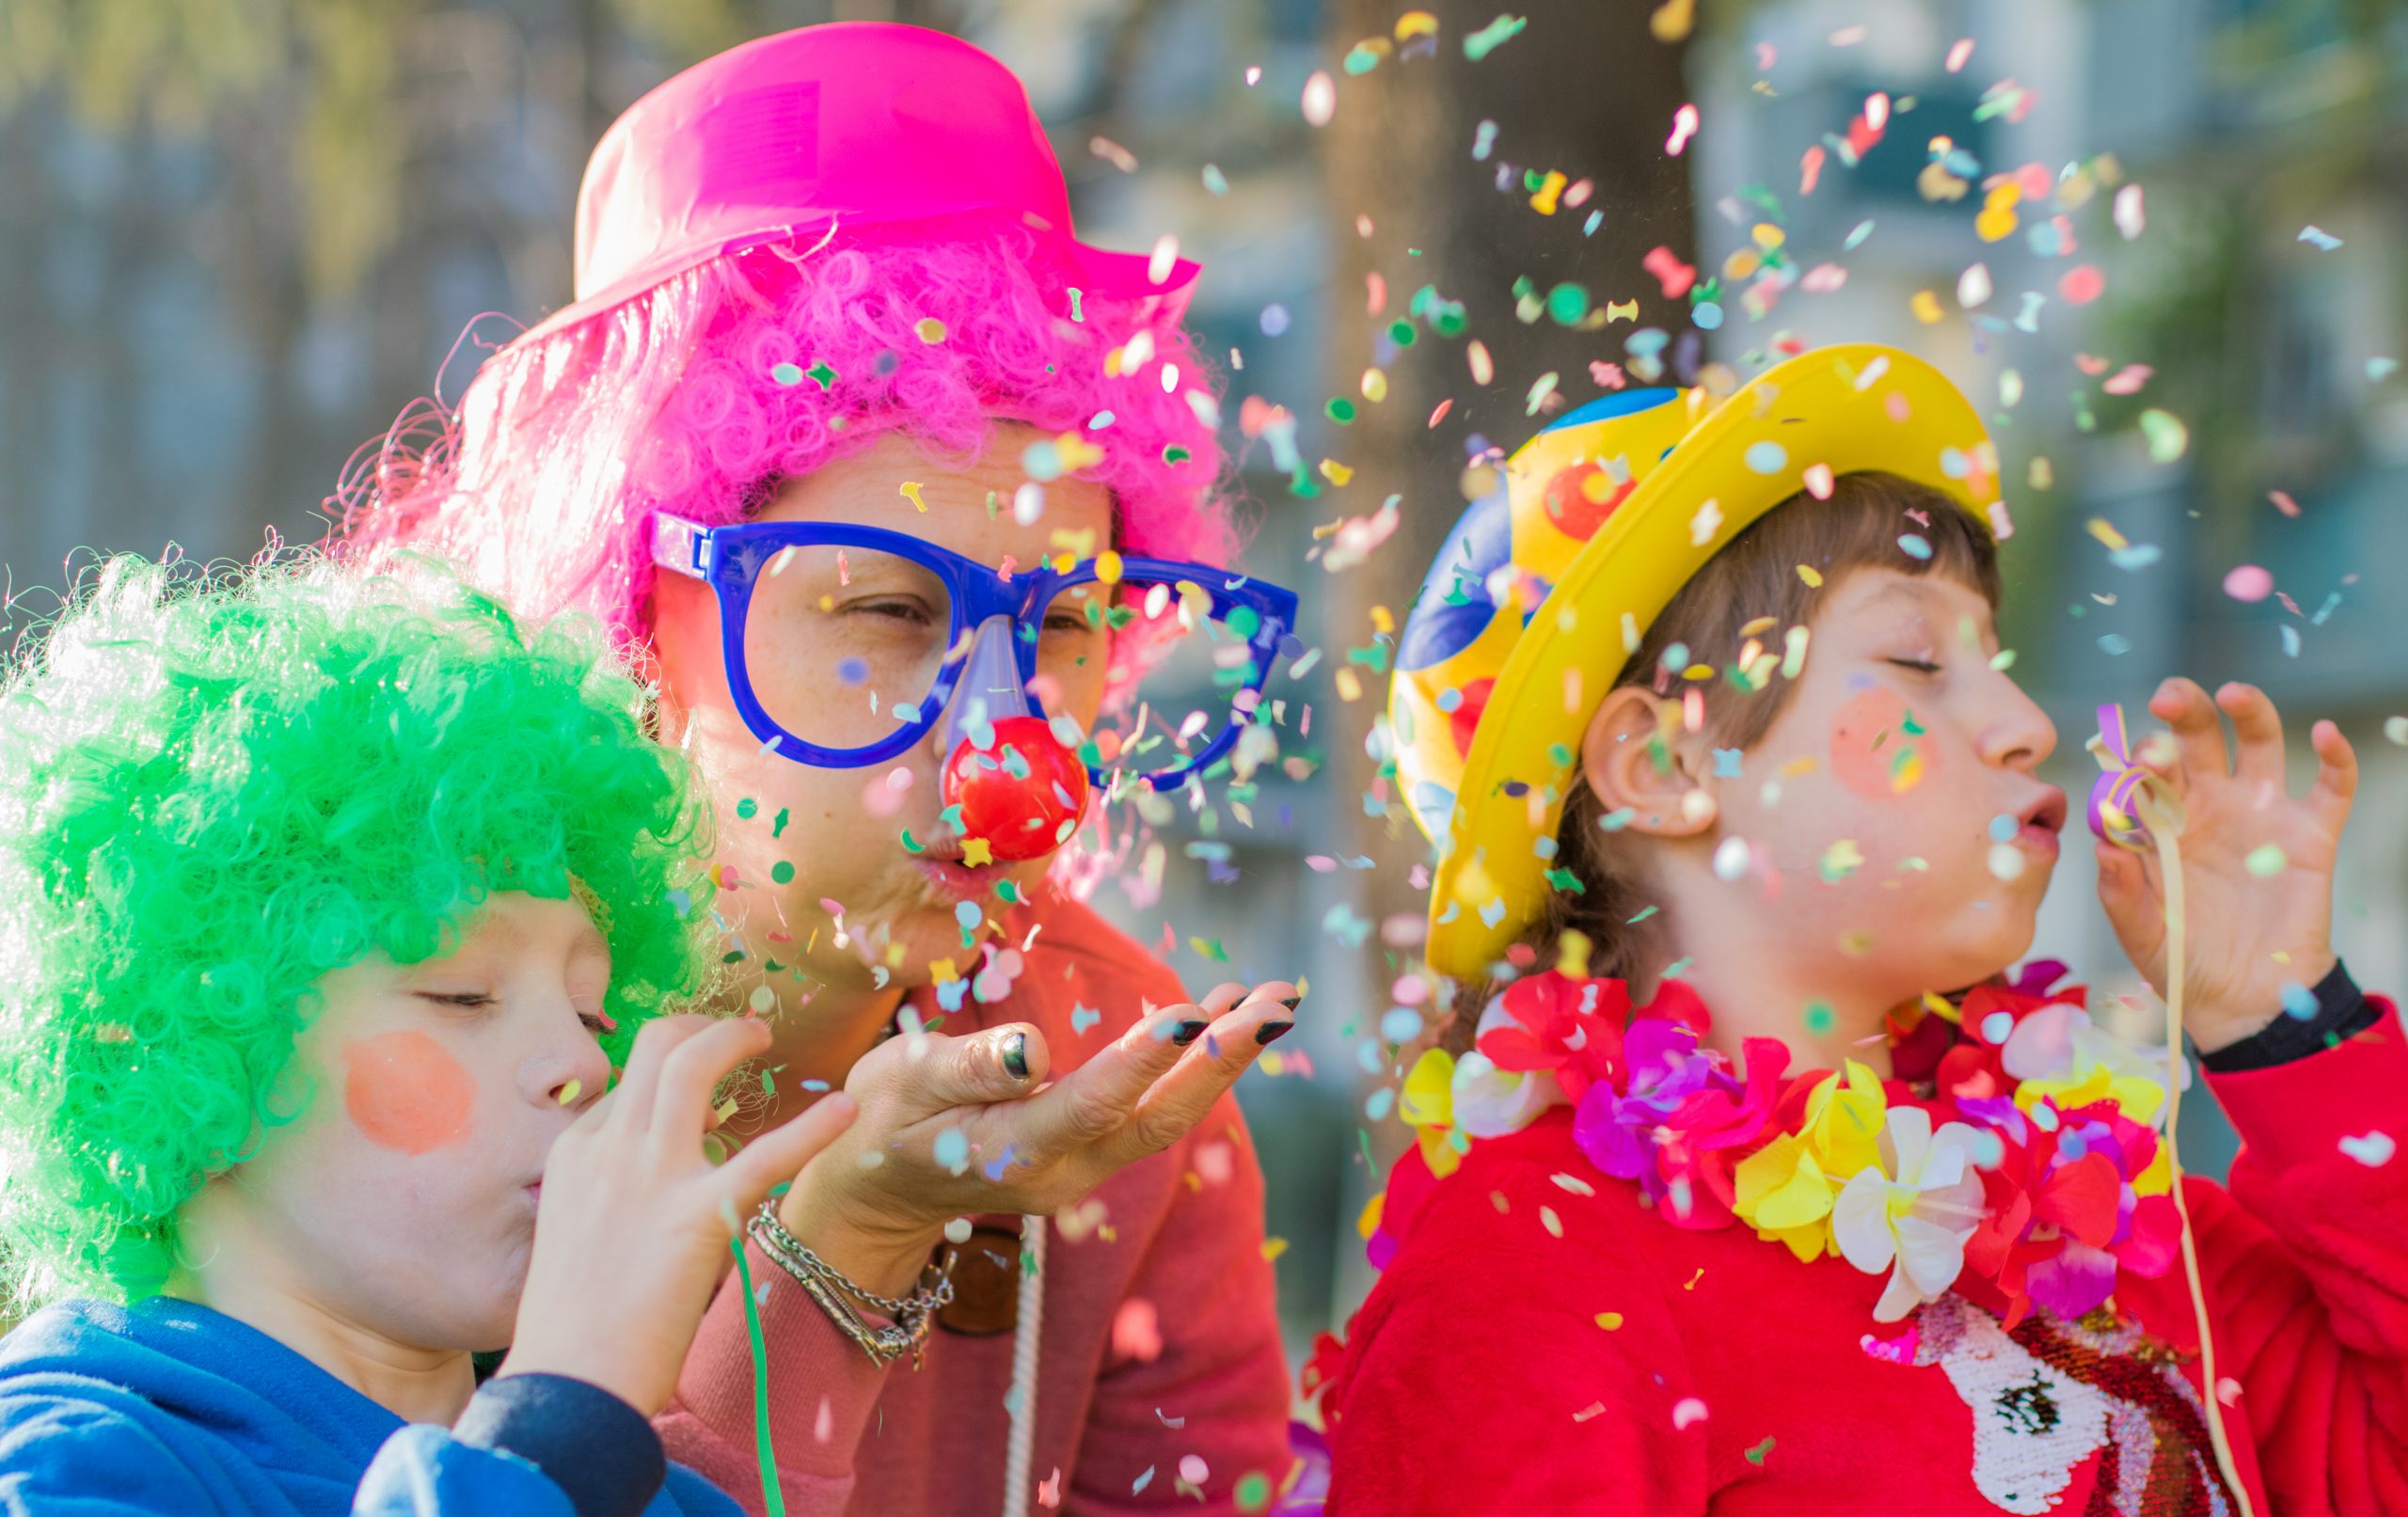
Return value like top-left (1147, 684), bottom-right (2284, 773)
top-left (651, 514), bottom-right (1300, 789)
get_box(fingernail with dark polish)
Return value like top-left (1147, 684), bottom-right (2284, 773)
top-left (1255, 1019), bottom-right (1294, 1046)
top-left (1278, 994), bottom-right (1304, 1012)
top-left (1003, 1032), bottom-right (1030, 1080)
top-left (1172, 1019), bottom-right (1210, 1047)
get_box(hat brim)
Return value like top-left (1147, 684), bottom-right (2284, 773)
top-left (1423, 343), bottom-right (2004, 983)
top-left (504, 219), bottom-right (1200, 351)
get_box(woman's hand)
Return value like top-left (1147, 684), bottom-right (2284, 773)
top-left (499, 1015), bottom-right (857, 1414)
top-left (777, 980), bottom-right (1300, 1296)
top-left (2094, 678), bottom-right (2357, 1053)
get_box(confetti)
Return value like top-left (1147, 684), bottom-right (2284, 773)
top-left (1301, 70), bottom-right (1336, 126)
top-left (899, 481), bottom-right (927, 513)
top-left (1113, 1299), bottom-right (1164, 1361)
top-left (1464, 14), bottom-right (1529, 61)
top-left (1665, 103), bottom-right (1700, 156)
top-left (2223, 565), bottom-right (2273, 603)
top-left (2340, 1131), bottom-right (2397, 1167)
top-left (1642, 245), bottom-right (1697, 299)
top-left (2298, 225), bottom-right (2343, 251)
top-left (2138, 409), bottom-right (2190, 463)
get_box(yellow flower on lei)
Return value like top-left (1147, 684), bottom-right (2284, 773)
top-left (1400, 1047), bottom-right (1470, 1178)
top-left (1734, 1060), bottom-right (1891, 1260)
top-left (1800, 1060), bottom-right (1889, 1176)
top-left (2015, 1059), bottom-right (2165, 1126)
top-left (1735, 1132), bottom-right (1840, 1260)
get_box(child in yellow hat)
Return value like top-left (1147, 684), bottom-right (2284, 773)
top-left (1313, 346), bottom-right (2403, 1515)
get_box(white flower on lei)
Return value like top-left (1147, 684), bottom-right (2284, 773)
top-left (1446, 996), bottom-right (1566, 1138)
top-left (1831, 1106), bottom-right (1990, 1322)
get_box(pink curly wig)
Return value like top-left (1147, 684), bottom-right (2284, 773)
top-left (333, 213), bottom-right (1239, 645)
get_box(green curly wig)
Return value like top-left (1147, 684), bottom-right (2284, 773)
top-left (0, 551), bottom-right (717, 1309)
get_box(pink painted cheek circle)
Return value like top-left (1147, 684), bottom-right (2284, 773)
top-left (342, 1031), bottom-right (477, 1155)
top-left (1829, 686), bottom-right (1941, 800)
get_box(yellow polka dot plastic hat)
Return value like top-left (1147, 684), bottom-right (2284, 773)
top-left (1390, 343), bottom-right (2005, 982)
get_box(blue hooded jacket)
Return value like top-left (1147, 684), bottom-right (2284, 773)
top-left (0, 1297), bottom-right (744, 1517)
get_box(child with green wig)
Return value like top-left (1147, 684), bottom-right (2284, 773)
top-left (0, 553), bottom-right (858, 1516)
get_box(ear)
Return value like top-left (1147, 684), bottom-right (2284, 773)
top-left (1577, 685), bottom-right (1719, 836)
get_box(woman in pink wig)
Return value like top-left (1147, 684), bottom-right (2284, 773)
top-left (339, 24), bottom-right (1300, 1517)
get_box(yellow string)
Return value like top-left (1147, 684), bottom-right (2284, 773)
top-left (2132, 782), bottom-right (2255, 1516)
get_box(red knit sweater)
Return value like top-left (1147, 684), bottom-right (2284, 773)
top-left (1323, 1004), bottom-right (2408, 1515)
top-left (657, 889), bottom-right (1291, 1516)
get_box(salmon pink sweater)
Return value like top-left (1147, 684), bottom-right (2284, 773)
top-left (1325, 988), bottom-right (2408, 1514)
top-left (657, 888), bottom-right (1291, 1517)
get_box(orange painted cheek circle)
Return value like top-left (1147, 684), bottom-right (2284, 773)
top-left (1829, 686), bottom-right (1941, 800)
top-left (342, 1031), bottom-right (477, 1155)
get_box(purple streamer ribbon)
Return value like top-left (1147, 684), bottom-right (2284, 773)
top-left (2085, 703), bottom-right (2153, 850)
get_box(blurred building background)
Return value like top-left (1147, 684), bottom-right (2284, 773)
top-left (2, 0), bottom-right (2402, 1386)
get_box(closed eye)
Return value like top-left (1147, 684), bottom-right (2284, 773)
top-left (848, 596), bottom-right (940, 625)
top-left (1888, 657), bottom-right (1942, 674)
top-left (424, 991), bottom-right (607, 1037)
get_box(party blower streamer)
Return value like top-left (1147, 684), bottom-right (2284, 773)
top-left (2086, 703), bottom-right (2253, 1517)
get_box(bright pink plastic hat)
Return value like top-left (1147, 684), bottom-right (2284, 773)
top-left (517, 21), bottom-right (1199, 346)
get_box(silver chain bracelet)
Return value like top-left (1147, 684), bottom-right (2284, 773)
top-left (747, 1200), bottom-right (957, 1368)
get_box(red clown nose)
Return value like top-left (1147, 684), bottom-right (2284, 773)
top-left (943, 716), bottom-right (1090, 861)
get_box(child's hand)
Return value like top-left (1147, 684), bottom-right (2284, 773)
top-left (2094, 678), bottom-right (2357, 1053)
top-left (498, 1015), bottom-right (856, 1415)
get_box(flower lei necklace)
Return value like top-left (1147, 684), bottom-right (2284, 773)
top-left (1386, 961), bottom-right (2182, 1328)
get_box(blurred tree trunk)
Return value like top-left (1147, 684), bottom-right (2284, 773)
top-left (1321, 0), bottom-right (1696, 1025)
